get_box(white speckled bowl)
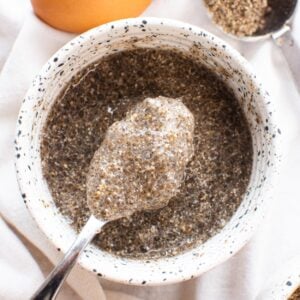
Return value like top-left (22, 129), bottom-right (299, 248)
top-left (257, 256), bottom-right (300, 299)
top-left (15, 17), bottom-right (282, 286)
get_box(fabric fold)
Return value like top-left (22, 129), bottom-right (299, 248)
top-left (0, 0), bottom-right (300, 299)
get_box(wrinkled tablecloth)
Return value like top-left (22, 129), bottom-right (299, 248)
top-left (0, 0), bottom-right (300, 299)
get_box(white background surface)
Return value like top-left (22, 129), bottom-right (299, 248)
top-left (0, 0), bottom-right (300, 299)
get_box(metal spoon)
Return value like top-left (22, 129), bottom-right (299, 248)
top-left (204, 0), bottom-right (300, 92)
top-left (30, 97), bottom-right (195, 300)
top-left (30, 215), bottom-right (106, 300)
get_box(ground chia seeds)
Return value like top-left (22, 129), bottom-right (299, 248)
top-left (204, 0), bottom-right (271, 37)
top-left (41, 48), bottom-right (253, 259)
top-left (204, 0), bottom-right (297, 37)
top-left (289, 287), bottom-right (300, 300)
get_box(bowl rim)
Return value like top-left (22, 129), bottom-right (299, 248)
top-left (256, 256), bottom-right (300, 299)
top-left (14, 17), bottom-right (283, 286)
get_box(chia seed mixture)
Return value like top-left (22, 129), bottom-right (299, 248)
top-left (41, 48), bottom-right (253, 259)
top-left (87, 96), bottom-right (194, 221)
top-left (204, 0), bottom-right (271, 37)
top-left (289, 287), bottom-right (300, 300)
top-left (204, 0), bottom-right (296, 37)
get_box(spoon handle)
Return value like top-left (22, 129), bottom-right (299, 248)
top-left (272, 24), bottom-right (300, 93)
top-left (31, 215), bottom-right (105, 300)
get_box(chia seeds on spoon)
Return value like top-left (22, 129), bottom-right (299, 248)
top-left (87, 96), bottom-right (194, 221)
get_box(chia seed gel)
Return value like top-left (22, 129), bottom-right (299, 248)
top-left (87, 96), bottom-right (194, 221)
top-left (41, 48), bottom-right (253, 259)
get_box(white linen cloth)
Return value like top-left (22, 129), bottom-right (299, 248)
top-left (0, 0), bottom-right (300, 299)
